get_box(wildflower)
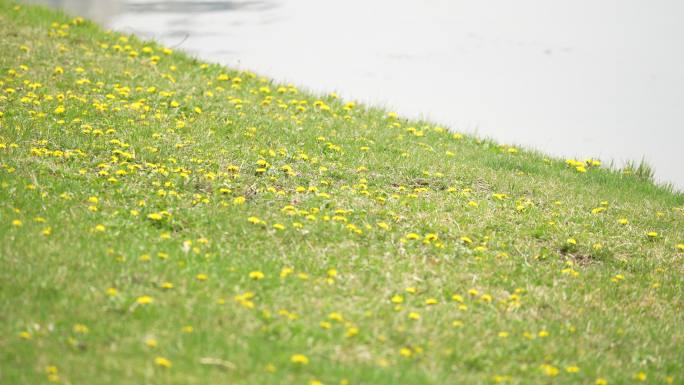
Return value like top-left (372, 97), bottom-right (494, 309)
top-left (19, 331), bottom-right (32, 339)
top-left (391, 295), bottom-right (403, 304)
top-left (280, 267), bottom-right (294, 278)
top-left (408, 312), bottom-right (420, 320)
top-left (634, 372), bottom-right (646, 381)
top-left (45, 366), bottom-right (59, 382)
top-left (595, 378), bottom-right (608, 385)
top-left (618, 218), bottom-right (629, 225)
top-left (646, 231), bottom-right (658, 238)
top-left (247, 216), bottom-right (264, 225)
top-left (73, 324), bottom-right (89, 334)
top-left (566, 366), bottom-right (580, 373)
top-left (145, 338), bottom-right (158, 347)
top-left (154, 356), bottom-right (172, 368)
top-left (328, 312), bottom-right (343, 322)
top-left (196, 274), bottom-right (208, 281)
top-left (136, 295), bottom-right (154, 305)
top-left (249, 271), bottom-right (265, 280)
top-left (93, 224), bottom-right (105, 232)
top-left (611, 274), bottom-right (625, 283)
top-left (399, 347), bottom-right (412, 357)
top-left (290, 354), bottom-right (309, 365)
top-left (106, 287), bottom-right (118, 296)
top-left (541, 364), bottom-right (559, 377)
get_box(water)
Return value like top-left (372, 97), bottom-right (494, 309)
top-left (26, 0), bottom-right (684, 189)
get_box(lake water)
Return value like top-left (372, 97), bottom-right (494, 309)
top-left (26, 0), bottom-right (684, 189)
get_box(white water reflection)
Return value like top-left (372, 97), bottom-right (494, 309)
top-left (27, 0), bottom-right (684, 189)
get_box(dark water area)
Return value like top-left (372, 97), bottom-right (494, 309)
top-left (25, 0), bottom-right (684, 189)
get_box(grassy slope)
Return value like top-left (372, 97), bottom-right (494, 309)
top-left (1, 1), bottom-right (683, 384)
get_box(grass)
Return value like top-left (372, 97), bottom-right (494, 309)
top-left (1, 1), bottom-right (683, 384)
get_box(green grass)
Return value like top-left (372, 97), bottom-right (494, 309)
top-left (1, 1), bottom-right (683, 384)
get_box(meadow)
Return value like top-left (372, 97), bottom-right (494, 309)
top-left (1, 1), bottom-right (683, 384)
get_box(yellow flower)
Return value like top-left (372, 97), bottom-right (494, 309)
top-left (136, 295), bottom-right (153, 305)
top-left (145, 338), bottom-right (158, 347)
top-left (196, 274), bottom-right (208, 281)
top-left (408, 312), bottom-right (420, 320)
top-left (19, 331), bottom-right (32, 339)
top-left (399, 347), bottom-right (412, 357)
top-left (541, 364), bottom-right (559, 377)
top-left (72, 324), bottom-right (89, 334)
top-left (247, 216), bottom-right (263, 225)
top-left (249, 271), bottom-right (265, 280)
top-left (634, 372), bottom-right (647, 381)
top-left (566, 366), bottom-right (580, 373)
top-left (646, 231), bottom-right (658, 238)
top-left (595, 378), bottom-right (607, 385)
top-left (290, 354), bottom-right (309, 365)
top-left (154, 356), bottom-right (172, 368)
top-left (329, 312), bottom-right (343, 322)
top-left (233, 197), bottom-right (247, 205)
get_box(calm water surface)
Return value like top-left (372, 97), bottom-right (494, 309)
top-left (27, 0), bottom-right (684, 189)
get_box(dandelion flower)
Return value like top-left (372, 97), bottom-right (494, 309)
top-left (290, 354), bottom-right (309, 365)
top-left (136, 295), bottom-right (153, 305)
top-left (154, 356), bottom-right (172, 368)
top-left (249, 271), bottom-right (265, 280)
